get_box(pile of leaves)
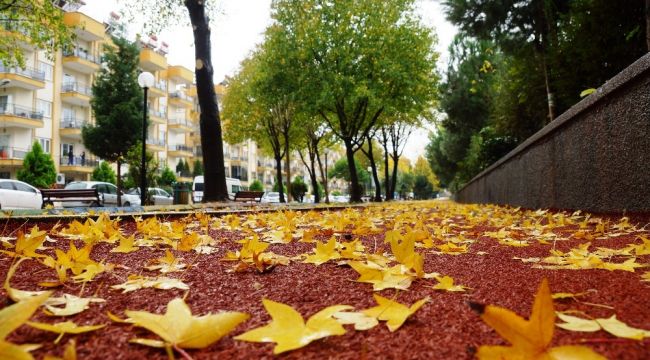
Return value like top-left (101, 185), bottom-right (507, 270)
top-left (0, 201), bottom-right (649, 359)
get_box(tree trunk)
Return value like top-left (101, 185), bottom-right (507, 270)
top-left (275, 154), bottom-right (285, 203)
top-left (284, 144), bottom-right (291, 202)
top-left (380, 128), bottom-right (392, 200)
top-left (316, 150), bottom-right (329, 204)
top-left (344, 141), bottom-right (362, 202)
top-left (390, 152), bottom-right (399, 198)
top-left (116, 159), bottom-right (122, 206)
top-left (647, 0), bottom-right (650, 51)
top-left (361, 137), bottom-right (382, 202)
top-left (185, 1), bottom-right (228, 202)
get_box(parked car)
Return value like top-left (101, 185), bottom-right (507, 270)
top-left (192, 176), bottom-right (242, 202)
top-left (127, 187), bottom-right (173, 206)
top-left (0, 179), bottom-right (42, 209)
top-left (260, 191), bottom-right (281, 204)
top-left (64, 181), bottom-right (141, 207)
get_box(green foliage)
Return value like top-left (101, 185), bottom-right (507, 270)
top-left (17, 142), bottom-right (56, 188)
top-left (157, 166), bottom-right (176, 187)
top-left (125, 143), bottom-right (158, 196)
top-left (329, 158), bottom-right (370, 185)
top-left (270, 0), bottom-right (439, 202)
top-left (272, 182), bottom-right (287, 193)
top-left (396, 172), bottom-right (414, 199)
top-left (91, 162), bottom-right (117, 184)
top-left (249, 179), bottom-right (264, 192)
top-left (83, 37), bottom-right (143, 165)
top-left (290, 176), bottom-right (308, 203)
top-left (0, 0), bottom-right (77, 67)
top-left (413, 175), bottom-right (435, 200)
top-left (192, 160), bottom-right (204, 177)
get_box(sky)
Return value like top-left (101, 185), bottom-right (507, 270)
top-left (80, 0), bottom-right (456, 163)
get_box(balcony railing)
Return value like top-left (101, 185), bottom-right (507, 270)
top-left (168, 117), bottom-right (191, 127)
top-left (148, 109), bottom-right (166, 118)
top-left (60, 155), bottom-right (99, 168)
top-left (60, 117), bottom-right (87, 129)
top-left (63, 48), bottom-right (100, 64)
top-left (169, 144), bottom-right (193, 152)
top-left (153, 81), bottom-right (167, 92)
top-left (0, 146), bottom-right (28, 160)
top-left (0, 103), bottom-right (44, 120)
top-left (62, 82), bottom-right (92, 96)
top-left (169, 91), bottom-right (193, 102)
top-left (0, 64), bottom-right (45, 81)
top-left (146, 138), bottom-right (166, 147)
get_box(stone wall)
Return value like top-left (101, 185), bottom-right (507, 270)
top-left (455, 53), bottom-right (650, 213)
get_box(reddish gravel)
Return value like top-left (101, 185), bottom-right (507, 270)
top-left (0, 203), bottom-right (649, 359)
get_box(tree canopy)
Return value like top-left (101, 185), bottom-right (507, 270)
top-left (17, 141), bottom-right (56, 188)
top-left (0, 0), bottom-right (78, 67)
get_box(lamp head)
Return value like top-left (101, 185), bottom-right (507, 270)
top-left (137, 72), bottom-right (155, 88)
top-left (0, 79), bottom-right (11, 87)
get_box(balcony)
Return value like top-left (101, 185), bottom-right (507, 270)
top-left (168, 144), bottom-right (193, 157)
top-left (168, 117), bottom-right (192, 132)
top-left (148, 108), bottom-right (167, 125)
top-left (140, 48), bottom-right (167, 72)
top-left (59, 155), bottom-right (99, 174)
top-left (0, 146), bottom-right (27, 167)
top-left (64, 12), bottom-right (105, 42)
top-left (61, 82), bottom-right (92, 106)
top-left (168, 91), bottom-right (193, 108)
top-left (0, 104), bottom-right (44, 128)
top-left (148, 81), bottom-right (167, 98)
top-left (59, 118), bottom-right (88, 139)
top-left (167, 65), bottom-right (193, 85)
top-left (146, 138), bottom-right (166, 152)
top-left (0, 21), bottom-right (34, 50)
top-left (62, 48), bottom-right (100, 74)
top-left (0, 65), bottom-right (45, 90)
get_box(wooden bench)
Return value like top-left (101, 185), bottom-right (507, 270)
top-left (233, 191), bottom-right (264, 203)
top-left (40, 188), bottom-right (102, 208)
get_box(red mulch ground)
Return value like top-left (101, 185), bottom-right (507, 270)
top-left (1, 202), bottom-right (649, 359)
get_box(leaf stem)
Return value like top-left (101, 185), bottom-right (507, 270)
top-left (173, 344), bottom-right (194, 360)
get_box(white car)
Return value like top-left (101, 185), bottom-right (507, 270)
top-left (192, 176), bottom-right (242, 202)
top-left (128, 187), bottom-right (173, 206)
top-left (64, 181), bottom-right (141, 207)
top-left (0, 179), bottom-right (42, 209)
top-left (260, 191), bottom-right (281, 203)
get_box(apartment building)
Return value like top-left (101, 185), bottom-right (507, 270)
top-left (0, 6), bottom-right (200, 185)
top-left (0, 4), bottom-right (331, 194)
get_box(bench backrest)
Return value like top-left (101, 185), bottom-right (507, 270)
top-left (234, 191), bottom-right (264, 200)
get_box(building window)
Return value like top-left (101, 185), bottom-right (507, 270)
top-left (62, 143), bottom-right (74, 156)
top-left (36, 99), bottom-right (52, 118)
top-left (38, 62), bottom-right (53, 81)
top-left (38, 138), bottom-right (51, 153)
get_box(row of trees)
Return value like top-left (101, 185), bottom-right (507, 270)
top-left (222, 0), bottom-right (439, 203)
top-left (427, 0), bottom-right (649, 191)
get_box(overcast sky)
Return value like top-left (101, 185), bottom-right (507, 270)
top-left (81, 0), bottom-right (456, 163)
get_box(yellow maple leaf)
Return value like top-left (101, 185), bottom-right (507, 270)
top-left (145, 249), bottom-right (186, 273)
top-left (431, 275), bottom-right (468, 292)
top-left (348, 261), bottom-right (414, 291)
top-left (362, 294), bottom-right (429, 332)
top-left (557, 312), bottom-right (650, 340)
top-left (303, 237), bottom-right (341, 265)
top-left (126, 298), bottom-right (248, 351)
top-left (111, 234), bottom-right (138, 253)
top-left (388, 232), bottom-right (424, 277)
top-left (43, 339), bottom-right (77, 360)
top-left (235, 299), bottom-right (351, 354)
top-left (473, 278), bottom-right (605, 359)
top-left (4, 258), bottom-right (47, 302)
top-left (0, 291), bottom-right (51, 360)
top-left (27, 321), bottom-right (105, 344)
top-left (1, 227), bottom-right (48, 258)
top-left (110, 275), bottom-right (189, 293)
top-left (43, 294), bottom-right (105, 317)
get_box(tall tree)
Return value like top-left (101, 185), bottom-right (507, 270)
top-left (119, 0), bottom-right (228, 201)
top-left (17, 141), bottom-right (56, 188)
top-left (0, 0), bottom-right (77, 67)
top-left (83, 37), bottom-right (142, 206)
top-left (272, 0), bottom-right (438, 202)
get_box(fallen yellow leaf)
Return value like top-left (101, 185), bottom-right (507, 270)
top-left (362, 294), bottom-right (429, 332)
top-left (235, 299), bottom-right (351, 354)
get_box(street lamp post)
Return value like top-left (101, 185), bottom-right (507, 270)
top-left (367, 166), bottom-right (372, 201)
top-left (137, 72), bottom-right (154, 206)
